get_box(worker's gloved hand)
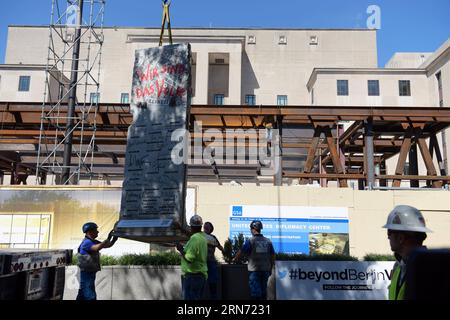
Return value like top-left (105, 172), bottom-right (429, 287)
top-left (176, 242), bottom-right (184, 253)
top-left (107, 230), bottom-right (115, 242)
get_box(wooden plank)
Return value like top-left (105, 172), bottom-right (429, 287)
top-left (284, 172), bottom-right (364, 179)
top-left (379, 175), bottom-right (450, 181)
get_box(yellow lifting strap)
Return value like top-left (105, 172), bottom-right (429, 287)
top-left (159, 0), bottom-right (173, 46)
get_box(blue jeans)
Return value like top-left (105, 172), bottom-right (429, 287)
top-left (76, 271), bottom-right (97, 300)
top-left (207, 261), bottom-right (218, 300)
top-left (181, 273), bottom-right (206, 300)
top-left (248, 271), bottom-right (270, 300)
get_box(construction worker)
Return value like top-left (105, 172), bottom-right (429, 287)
top-left (76, 222), bottom-right (118, 300)
top-left (203, 221), bottom-right (224, 299)
top-left (233, 220), bottom-right (275, 300)
top-left (176, 215), bottom-right (208, 300)
top-left (382, 205), bottom-right (432, 300)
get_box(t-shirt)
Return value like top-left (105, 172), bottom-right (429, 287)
top-left (242, 234), bottom-right (275, 255)
top-left (205, 233), bottom-right (220, 262)
top-left (181, 232), bottom-right (208, 278)
top-left (78, 238), bottom-right (100, 255)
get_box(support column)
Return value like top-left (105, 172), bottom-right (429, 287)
top-left (364, 118), bottom-right (375, 190)
top-left (273, 116), bottom-right (283, 186)
top-left (323, 126), bottom-right (347, 188)
top-left (194, 51), bottom-right (209, 104)
top-left (228, 51), bottom-right (242, 105)
top-left (417, 137), bottom-right (442, 188)
top-left (409, 143), bottom-right (419, 187)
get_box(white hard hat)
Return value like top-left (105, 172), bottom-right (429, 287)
top-left (382, 205), bottom-right (432, 233)
top-left (189, 215), bottom-right (203, 227)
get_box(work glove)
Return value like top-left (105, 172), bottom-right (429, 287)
top-left (107, 230), bottom-right (115, 242)
top-left (176, 242), bottom-right (184, 253)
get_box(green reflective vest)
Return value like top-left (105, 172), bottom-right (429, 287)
top-left (389, 266), bottom-right (406, 300)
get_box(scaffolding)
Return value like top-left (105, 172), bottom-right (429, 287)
top-left (36, 0), bottom-right (105, 185)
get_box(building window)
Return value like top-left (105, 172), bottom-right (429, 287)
top-left (0, 214), bottom-right (51, 249)
top-left (399, 80), bottom-right (411, 96)
top-left (337, 80), bottom-right (348, 96)
top-left (436, 72), bottom-right (443, 107)
top-left (277, 95), bottom-right (288, 106)
top-left (368, 80), bottom-right (380, 96)
top-left (90, 92), bottom-right (100, 103)
top-left (245, 94), bottom-right (256, 106)
top-left (121, 93), bottom-right (129, 104)
top-left (214, 94), bottom-right (224, 105)
top-left (18, 76), bottom-right (31, 92)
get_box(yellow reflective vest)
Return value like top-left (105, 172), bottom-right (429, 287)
top-left (388, 265), bottom-right (406, 300)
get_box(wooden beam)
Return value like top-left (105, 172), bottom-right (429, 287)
top-left (430, 134), bottom-right (447, 176)
top-left (303, 127), bottom-right (321, 173)
top-left (323, 126), bottom-right (347, 187)
top-left (393, 127), bottom-right (413, 187)
top-left (284, 172), bottom-right (364, 179)
top-left (417, 137), bottom-right (442, 188)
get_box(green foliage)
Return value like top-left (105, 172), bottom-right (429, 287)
top-left (117, 252), bottom-right (181, 265)
top-left (72, 252), bottom-right (181, 266)
top-left (222, 233), bottom-right (248, 264)
top-left (275, 253), bottom-right (358, 261)
top-left (100, 255), bottom-right (119, 266)
top-left (363, 253), bottom-right (396, 261)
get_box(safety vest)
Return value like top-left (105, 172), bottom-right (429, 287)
top-left (248, 235), bottom-right (273, 272)
top-left (388, 265), bottom-right (406, 300)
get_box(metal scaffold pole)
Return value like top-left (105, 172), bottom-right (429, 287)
top-left (36, 0), bottom-right (105, 185)
top-left (61, 0), bottom-right (83, 184)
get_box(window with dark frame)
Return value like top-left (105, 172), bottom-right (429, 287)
top-left (277, 95), bottom-right (288, 106)
top-left (90, 92), bottom-right (100, 103)
top-left (337, 80), bottom-right (348, 96)
top-left (18, 76), bottom-right (31, 92)
top-left (214, 94), bottom-right (224, 105)
top-left (120, 93), bottom-right (129, 104)
top-left (399, 80), bottom-right (411, 96)
top-left (245, 94), bottom-right (256, 106)
top-left (368, 80), bottom-right (380, 96)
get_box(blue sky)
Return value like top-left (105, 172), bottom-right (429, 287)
top-left (0, 0), bottom-right (449, 67)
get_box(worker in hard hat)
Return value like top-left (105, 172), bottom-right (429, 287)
top-left (76, 222), bottom-right (118, 300)
top-left (382, 205), bottom-right (432, 300)
top-left (233, 220), bottom-right (275, 300)
top-left (176, 215), bottom-right (208, 300)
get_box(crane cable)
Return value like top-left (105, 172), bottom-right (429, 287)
top-left (159, 0), bottom-right (173, 46)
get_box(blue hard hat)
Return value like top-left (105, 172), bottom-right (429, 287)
top-left (82, 222), bottom-right (98, 233)
top-left (250, 220), bottom-right (263, 231)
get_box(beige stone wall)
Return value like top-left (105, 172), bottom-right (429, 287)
top-left (0, 68), bottom-right (46, 102)
top-left (1, 186), bottom-right (448, 259)
top-left (311, 71), bottom-right (431, 107)
top-left (5, 26), bottom-right (377, 105)
top-left (193, 185), bottom-right (450, 259)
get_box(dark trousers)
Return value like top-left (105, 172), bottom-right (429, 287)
top-left (76, 271), bottom-right (97, 300)
top-left (248, 271), bottom-right (270, 300)
top-left (181, 273), bottom-right (206, 300)
top-left (207, 260), bottom-right (219, 300)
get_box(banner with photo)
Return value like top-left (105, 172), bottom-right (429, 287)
top-left (229, 205), bottom-right (349, 254)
